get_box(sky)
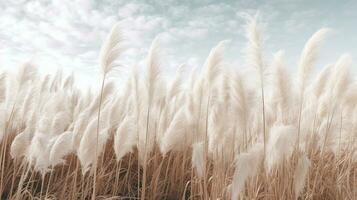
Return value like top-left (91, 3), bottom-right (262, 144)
top-left (0, 0), bottom-right (356, 85)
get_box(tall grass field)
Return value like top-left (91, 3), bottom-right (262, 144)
top-left (0, 15), bottom-right (356, 199)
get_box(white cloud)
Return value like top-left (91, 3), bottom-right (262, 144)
top-left (0, 0), bottom-right (355, 84)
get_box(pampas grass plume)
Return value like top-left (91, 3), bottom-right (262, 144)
top-left (293, 155), bottom-right (311, 199)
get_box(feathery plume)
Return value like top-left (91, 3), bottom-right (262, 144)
top-left (160, 107), bottom-right (188, 155)
top-left (10, 130), bottom-right (31, 159)
top-left (202, 41), bottom-right (227, 88)
top-left (26, 133), bottom-right (52, 174)
top-left (192, 142), bottom-right (205, 178)
top-left (330, 54), bottom-right (352, 100)
top-left (244, 13), bottom-right (267, 154)
top-left (63, 72), bottom-right (75, 90)
top-left (312, 64), bottom-right (332, 98)
top-left (293, 155), bottom-right (311, 199)
top-left (231, 143), bottom-right (264, 200)
top-left (99, 23), bottom-right (126, 74)
top-left (50, 69), bottom-right (63, 92)
top-left (166, 63), bottom-right (186, 103)
top-left (49, 131), bottom-right (73, 166)
top-left (20, 86), bottom-right (38, 122)
top-left (113, 116), bottom-right (137, 161)
top-left (17, 62), bottom-right (37, 88)
top-left (78, 118), bottom-right (110, 174)
top-left (298, 28), bottom-right (329, 88)
top-left (266, 124), bottom-right (296, 171)
top-left (244, 13), bottom-right (265, 72)
top-left (39, 74), bottom-right (51, 94)
top-left (296, 28), bottom-right (329, 148)
top-left (145, 37), bottom-right (162, 103)
top-left (271, 51), bottom-right (292, 119)
top-left (50, 111), bottom-right (71, 136)
top-left (342, 82), bottom-right (357, 108)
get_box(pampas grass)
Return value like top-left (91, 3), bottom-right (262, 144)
top-left (293, 154), bottom-right (311, 199)
top-left (231, 143), bottom-right (264, 199)
top-left (0, 16), bottom-right (356, 200)
top-left (192, 142), bottom-right (205, 179)
top-left (114, 116), bottom-right (137, 161)
top-left (297, 28), bottom-right (329, 149)
top-left (244, 14), bottom-right (268, 155)
top-left (266, 124), bottom-right (296, 171)
top-left (92, 22), bottom-right (126, 199)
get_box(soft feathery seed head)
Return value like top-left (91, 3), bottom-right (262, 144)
top-left (145, 37), bottom-right (162, 102)
top-left (114, 116), bottom-right (137, 161)
top-left (294, 155), bottom-right (311, 198)
top-left (243, 13), bottom-right (265, 73)
top-left (17, 62), bottom-right (38, 88)
top-left (271, 50), bottom-right (292, 119)
top-left (99, 22), bottom-right (126, 75)
top-left (312, 64), bottom-right (333, 98)
top-left (298, 28), bottom-right (330, 86)
top-left (331, 54), bottom-right (352, 99)
top-left (192, 142), bottom-right (205, 178)
top-left (202, 40), bottom-right (228, 89)
top-left (49, 131), bottom-right (73, 166)
top-left (166, 63), bottom-right (186, 103)
top-left (266, 124), bottom-right (297, 171)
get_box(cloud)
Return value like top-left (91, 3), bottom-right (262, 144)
top-left (0, 0), bottom-right (355, 83)
top-left (0, 0), bottom-right (241, 77)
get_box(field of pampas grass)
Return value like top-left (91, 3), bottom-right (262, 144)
top-left (0, 15), bottom-right (356, 200)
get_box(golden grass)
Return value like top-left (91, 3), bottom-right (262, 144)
top-left (1, 133), bottom-right (356, 199)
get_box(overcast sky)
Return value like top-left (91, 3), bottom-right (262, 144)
top-left (0, 0), bottom-right (356, 84)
